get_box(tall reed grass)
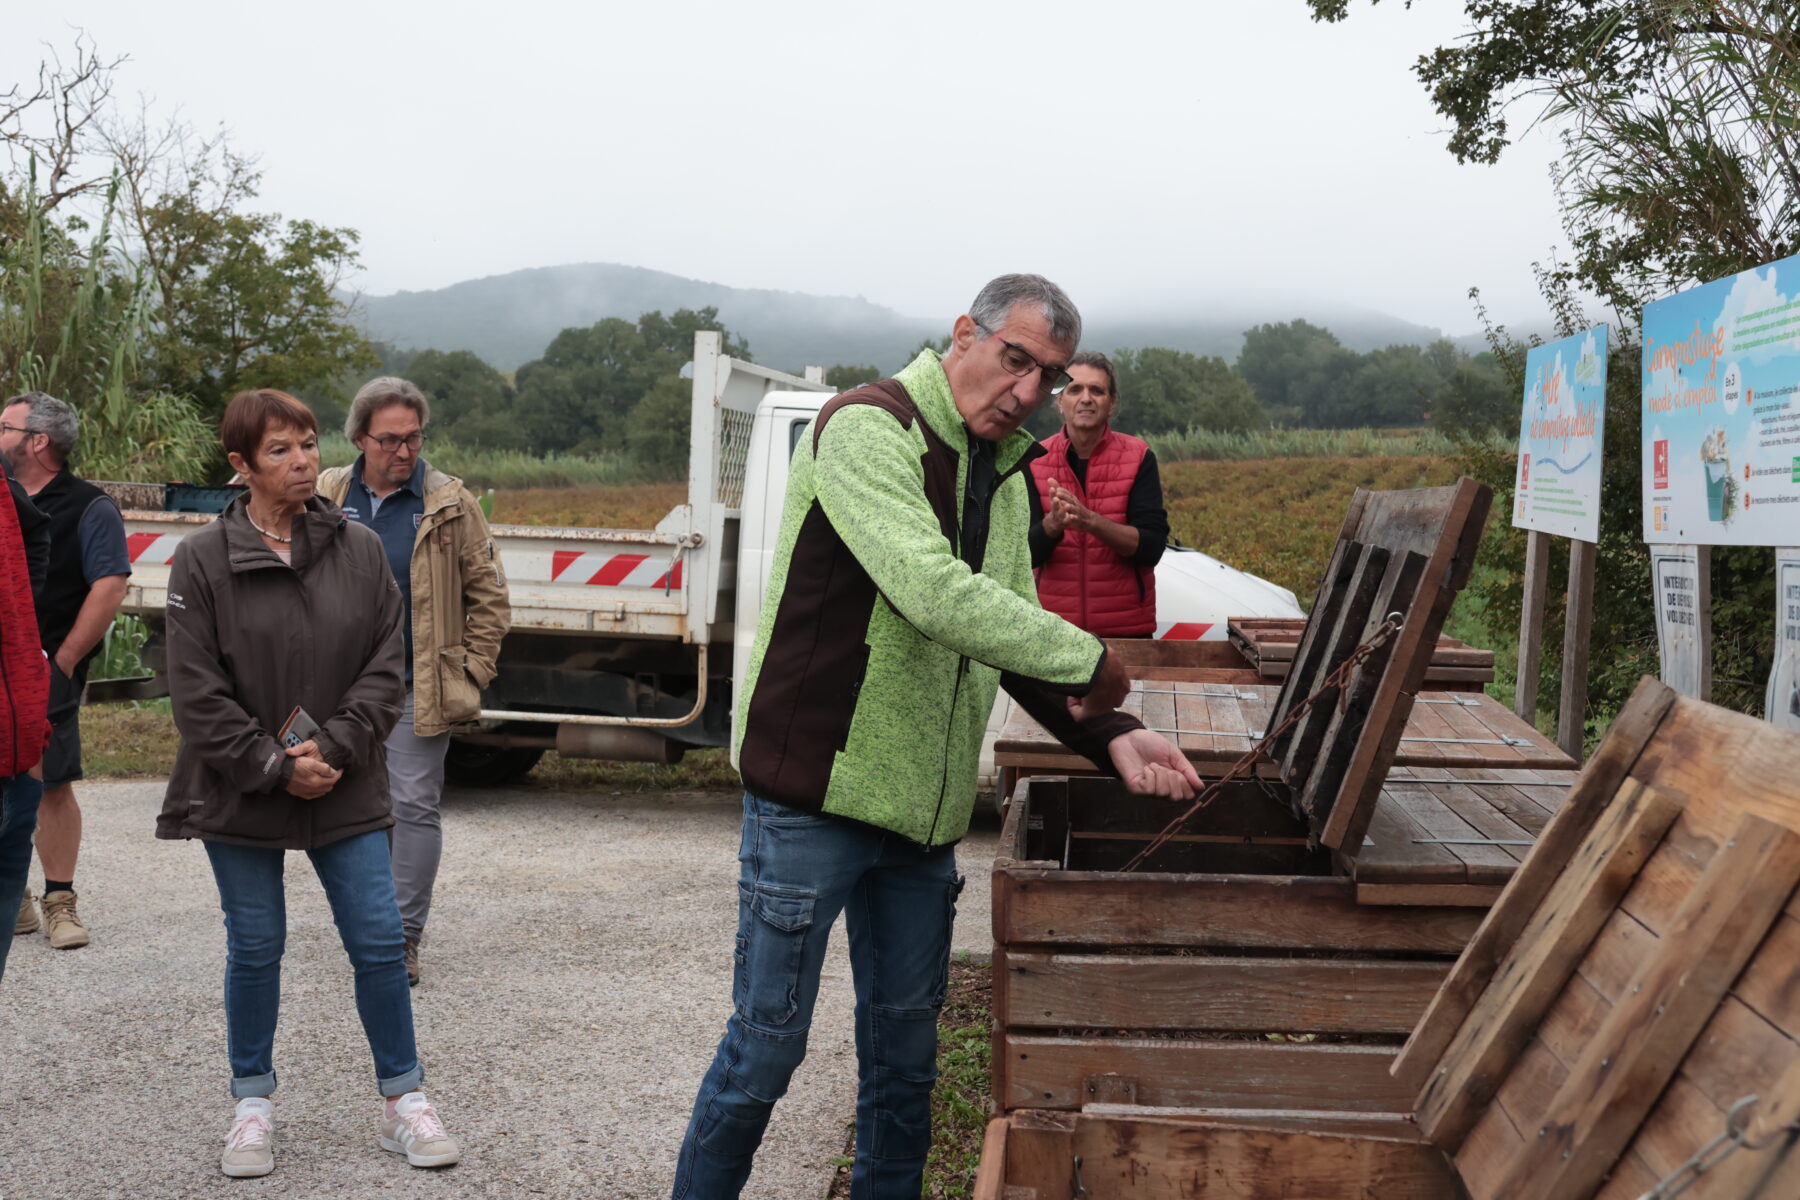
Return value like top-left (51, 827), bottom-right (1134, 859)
top-left (315, 433), bottom-right (663, 489)
top-left (1147, 426), bottom-right (1483, 462)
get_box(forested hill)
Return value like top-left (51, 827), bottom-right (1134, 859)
top-left (352, 262), bottom-right (1454, 372)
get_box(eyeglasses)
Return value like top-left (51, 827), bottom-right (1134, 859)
top-left (368, 432), bottom-right (426, 453)
top-left (0, 423), bottom-right (41, 438)
top-left (974, 323), bottom-right (1072, 395)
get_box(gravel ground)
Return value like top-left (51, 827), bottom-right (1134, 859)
top-left (0, 780), bottom-right (1000, 1199)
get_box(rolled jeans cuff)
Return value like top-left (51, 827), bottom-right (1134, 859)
top-left (230, 1069), bottom-right (278, 1100)
top-left (379, 1063), bottom-right (426, 1098)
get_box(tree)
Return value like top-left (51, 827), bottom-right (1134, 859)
top-left (1308, 1), bottom-right (1794, 725)
top-left (1235, 320), bottom-right (1358, 426)
top-left (626, 375), bottom-right (693, 475)
top-left (511, 307), bottom-right (749, 457)
top-left (826, 364), bottom-right (881, 390)
top-left (1335, 344), bottom-right (1443, 427)
top-left (405, 349), bottom-right (513, 435)
top-left (1112, 347), bottom-right (1268, 436)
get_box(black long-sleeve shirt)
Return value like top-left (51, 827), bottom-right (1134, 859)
top-left (1027, 444), bottom-right (1170, 570)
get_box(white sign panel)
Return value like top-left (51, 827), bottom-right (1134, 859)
top-left (1769, 549), bottom-right (1800, 731)
top-left (1514, 324), bottom-right (1607, 542)
top-left (1653, 546), bottom-right (1706, 698)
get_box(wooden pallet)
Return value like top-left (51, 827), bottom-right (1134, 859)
top-left (1230, 616), bottom-right (1496, 690)
top-left (977, 678), bottom-right (1800, 1199)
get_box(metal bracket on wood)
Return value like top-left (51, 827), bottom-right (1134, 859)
top-left (1134, 686), bottom-right (1262, 700)
top-left (1416, 695), bottom-right (1485, 707)
top-left (1412, 837), bottom-right (1535, 846)
top-left (1400, 735), bottom-right (1532, 747)
top-left (1144, 726), bottom-right (1262, 740)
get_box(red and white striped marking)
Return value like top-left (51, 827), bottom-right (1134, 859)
top-left (126, 532), bottom-right (183, 564)
top-left (1155, 621), bottom-right (1215, 640)
top-left (550, 550), bottom-right (683, 590)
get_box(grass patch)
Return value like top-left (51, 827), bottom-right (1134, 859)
top-left (487, 482), bottom-right (687, 528)
top-left (829, 953), bottom-right (993, 1198)
top-left (1149, 425), bottom-right (1474, 462)
top-left (80, 699), bottom-right (179, 779)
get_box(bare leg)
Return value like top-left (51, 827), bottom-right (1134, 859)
top-left (34, 783), bottom-right (81, 881)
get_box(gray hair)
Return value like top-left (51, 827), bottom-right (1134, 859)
top-left (344, 376), bottom-right (431, 441)
top-left (2, 391), bottom-right (77, 462)
top-left (968, 274), bottom-right (1082, 348)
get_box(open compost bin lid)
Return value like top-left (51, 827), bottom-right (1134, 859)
top-left (1264, 476), bottom-right (1492, 857)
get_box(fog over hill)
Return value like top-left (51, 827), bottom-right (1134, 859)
top-left (352, 262), bottom-right (1470, 373)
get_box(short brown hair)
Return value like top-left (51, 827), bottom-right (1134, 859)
top-left (221, 389), bottom-right (318, 468)
top-left (1068, 350), bottom-right (1117, 399)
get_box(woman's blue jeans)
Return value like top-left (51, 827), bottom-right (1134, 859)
top-left (204, 828), bottom-right (424, 1098)
top-left (0, 772), bottom-right (44, 985)
top-left (672, 793), bottom-right (964, 1200)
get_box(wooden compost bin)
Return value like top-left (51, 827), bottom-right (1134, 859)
top-left (991, 477), bottom-right (1527, 1119)
top-left (978, 680), bottom-right (1800, 1199)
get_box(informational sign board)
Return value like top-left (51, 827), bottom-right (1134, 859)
top-left (1514, 324), bottom-right (1607, 542)
top-left (1642, 252), bottom-right (1800, 544)
top-left (1653, 545), bottom-right (1707, 697)
top-left (1769, 549), bottom-right (1800, 732)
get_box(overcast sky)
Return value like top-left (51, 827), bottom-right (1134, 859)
top-left (7, 1), bottom-right (1569, 335)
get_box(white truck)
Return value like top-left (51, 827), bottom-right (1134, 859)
top-left (110, 332), bottom-right (1301, 786)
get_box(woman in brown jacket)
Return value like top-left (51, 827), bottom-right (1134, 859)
top-left (157, 390), bottom-right (462, 1178)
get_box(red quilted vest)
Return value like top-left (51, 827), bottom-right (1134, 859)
top-left (1, 463), bottom-right (50, 776)
top-left (1030, 428), bottom-right (1156, 636)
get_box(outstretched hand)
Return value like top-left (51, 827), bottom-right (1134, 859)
top-left (1108, 728), bottom-right (1202, 799)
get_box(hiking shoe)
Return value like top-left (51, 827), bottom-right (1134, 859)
top-left (39, 889), bottom-right (89, 949)
top-left (14, 889), bottom-right (37, 935)
top-left (379, 1091), bottom-right (460, 1167)
top-left (221, 1097), bottom-right (275, 1177)
top-left (403, 937), bottom-right (421, 987)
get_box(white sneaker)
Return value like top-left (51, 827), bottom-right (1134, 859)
top-left (378, 1091), bottom-right (461, 1168)
top-left (221, 1097), bottom-right (275, 1177)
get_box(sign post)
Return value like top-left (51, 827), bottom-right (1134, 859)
top-left (1769, 549), bottom-right (1800, 732)
top-left (1642, 251), bottom-right (1800, 719)
top-left (1512, 325), bottom-right (1608, 759)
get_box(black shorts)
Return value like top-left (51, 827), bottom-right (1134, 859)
top-left (43, 664), bottom-right (86, 789)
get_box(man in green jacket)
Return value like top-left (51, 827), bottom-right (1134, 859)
top-left (672, 274), bottom-right (1200, 1199)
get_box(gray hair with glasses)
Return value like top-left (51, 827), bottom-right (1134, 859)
top-left (968, 274), bottom-right (1082, 348)
top-left (3, 391), bottom-right (79, 462)
top-left (345, 376), bottom-right (431, 442)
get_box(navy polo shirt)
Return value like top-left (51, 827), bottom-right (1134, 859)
top-left (341, 455), bottom-right (425, 680)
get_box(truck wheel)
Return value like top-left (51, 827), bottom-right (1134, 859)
top-left (444, 741), bottom-right (545, 788)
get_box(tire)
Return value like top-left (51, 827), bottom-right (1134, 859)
top-left (444, 741), bottom-right (545, 788)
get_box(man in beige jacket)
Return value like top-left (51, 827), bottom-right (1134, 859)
top-left (319, 378), bottom-right (510, 986)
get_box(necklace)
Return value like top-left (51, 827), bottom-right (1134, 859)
top-left (246, 508), bottom-right (293, 544)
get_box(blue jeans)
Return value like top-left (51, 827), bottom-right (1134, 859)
top-left (672, 793), bottom-right (964, 1200)
top-left (204, 828), bottom-right (424, 1098)
top-left (0, 773), bottom-right (44, 984)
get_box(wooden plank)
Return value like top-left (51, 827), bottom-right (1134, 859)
top-left (1734, 913), bottom-right (1800, 1035)
top-left (1000, 951), bottom-right (1447, 1035)
top-left (1414, 779), bottom-right (1681, 1150)
top-left (998, 870), bottom-right (1482, 953)
top-left (1348, 788), bottom-right (1468, 884)
top-left (1433, 782), bottom-right (1537, 863)
top-left (1385, 784), bottom-right (1520, 885)
top-left (996, 1109), bottom-right (1076, 1200)
top-left (1000, 1034), bottom-right (1412, 1112)
top-left (1064, 1112), bottom-right (1459, 1199)
top-left (1264, 537), bottom-right (1360, 745)
top-left (1276, 541), bottom-right (1390, 787)
top-left (1356, 883), bottom-right (1506, 906)
top-left (1390, 678), bottom-right (1677, 1095)
top-left (1558, 536), bottom-right (1596, 763)
top-left (1490, 813), bottom-right (1800, 1200)
top-left (1516, 528), bottom-right (1552, 721)
top-left (1452, 1076), bottom-right (1529, 1200)
top-left (972, 1118), bottom-right (1010, 1200)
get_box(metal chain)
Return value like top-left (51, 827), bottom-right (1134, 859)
top-left (1633, 1095), bottom-right (1800, 1199)
top-left (1118, 612), bottom-right (1405, 873)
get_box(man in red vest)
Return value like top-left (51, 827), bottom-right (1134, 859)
top-left (1027, 352), bottom-right (1170, 636)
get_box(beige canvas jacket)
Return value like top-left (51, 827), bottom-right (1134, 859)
top-left (318, 463), bottom-right (511, 735)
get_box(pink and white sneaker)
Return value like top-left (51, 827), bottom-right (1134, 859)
top-left (378, 1091), bottom-right (461, 1168)
top-left (221, 1097), bottom-right (275, 1177)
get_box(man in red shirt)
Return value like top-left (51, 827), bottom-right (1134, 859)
top-left (1, 458), bottom-right (51, 983)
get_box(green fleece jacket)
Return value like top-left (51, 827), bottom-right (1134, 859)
top-left (734, 350), bottom-right (1136, 846)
